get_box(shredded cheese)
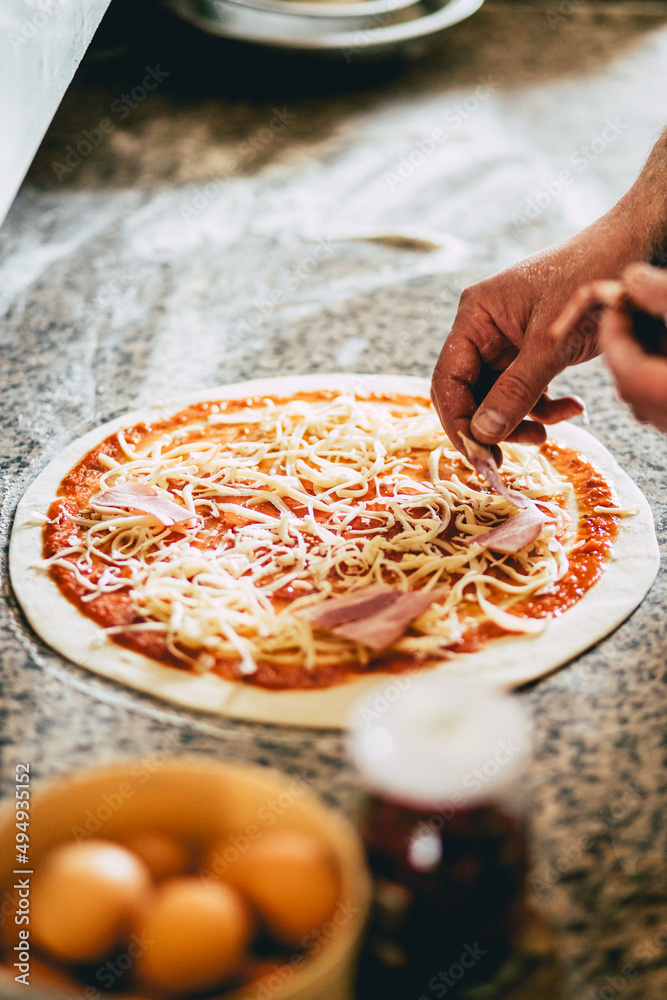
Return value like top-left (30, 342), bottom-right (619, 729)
top-left (43, 393), bottom-right (579, 677)
top-left (593, 504), bottom-right (640, 517)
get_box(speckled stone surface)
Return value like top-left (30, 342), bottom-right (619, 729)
top-left (3, 2), bottom-right (667, 996)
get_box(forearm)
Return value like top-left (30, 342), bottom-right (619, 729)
top-left (513, 136), bottom-right (667, 296)
top-left (432, 128), bottom-right (667, 454)
top-left (544, 129), bottom-right (667, 281)
top-left (611, 127), bottom-right (667, 265)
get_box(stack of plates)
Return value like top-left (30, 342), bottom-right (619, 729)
top-left (166, 0), bottom-right (484, 58)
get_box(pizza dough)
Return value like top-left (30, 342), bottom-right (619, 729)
top-left (9, 374), bottom-right (659, 728)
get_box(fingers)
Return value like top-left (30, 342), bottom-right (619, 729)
top-left (469, 333), bottom-right (579, 444)
top-left (550, 280), bottom-right (623, 341)
top-left (431, 295), bottom-right (513, 455)
top-left (504, 420), bottom-right (547, 446)
top-left (599, 305), bottom-right (667, 431)
top-left (431, 314), bottom-right (509, 465)
top-left (551, 268), bottom-right (667, 340)
top-left (495, 394), bottom-right (586, 446)
top-left (623, 263), bottom-right (667, 317)
top-left (550, 264), bottom-right (667, 432)
top-left (431, 333), bottom-right (480, 453)
top-left (488, 442), bottom-right (504, 466)
top-left (530, 392), bottom-right (586, 424)
top-left (432, 277), bottom-right (590, 457)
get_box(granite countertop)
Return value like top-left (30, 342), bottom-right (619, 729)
top-left (3, 2), bottom-right (667, 996)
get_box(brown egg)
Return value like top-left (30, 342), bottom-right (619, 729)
top-left (119, 829), bottom-right (190, 880)
top-left (31, 840), bottom-right (152, 963)
top-left (205, 830), bottom-right (340, 949)
top-left (134, 877), bottom-right (253, 996)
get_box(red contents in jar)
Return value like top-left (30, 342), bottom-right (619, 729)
top-left (349, 676), bottom-right (532, 999)
top-left (356, 794), bottom-right (528, 999)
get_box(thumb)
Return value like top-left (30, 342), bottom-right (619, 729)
top-left (470, 341), bottom-right (563, 443)
top-left (623, 262), bottom-right (667, 316)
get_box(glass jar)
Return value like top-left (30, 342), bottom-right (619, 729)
top-left (348, 676), bottom-right (531, 999)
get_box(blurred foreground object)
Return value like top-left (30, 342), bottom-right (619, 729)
top-left (349, 676), bottom-right (533, 998)
top-left (0, 0), bottom-right (111, 228)
top-left (0, 759), bottom-right (370, 1000)
top-left (166, 0), bottom-right (484, 59)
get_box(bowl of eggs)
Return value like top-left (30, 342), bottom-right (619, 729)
top-left (0, 759), bottom-right (370, 1000)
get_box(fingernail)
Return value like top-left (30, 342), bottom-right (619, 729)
top-left (472, 408), bottom-right (507, 439)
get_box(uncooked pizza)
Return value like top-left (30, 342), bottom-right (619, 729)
top-left (10, 375), bottom-right (659, 727)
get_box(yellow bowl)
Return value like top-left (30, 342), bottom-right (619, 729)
top-left (0, 759), bottom-right (371, 1000)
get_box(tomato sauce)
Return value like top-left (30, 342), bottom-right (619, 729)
top-left (43, 394), bottom-right (620, 690)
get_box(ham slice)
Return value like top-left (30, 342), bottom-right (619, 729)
top-left (459, 432), bottom-right (552, 553)
top-left (474, 505), bottom-right (547, 554)
top-left (92, 483), bottom-right (195, 527)
top-left (302, 585), bottom-right (399, 628)
top-left (460, 433), bottom-right (530, 509)
top-left (302, 586), bottom-right (436, 651)
top-left (332, 591), bottom-right (437, 651)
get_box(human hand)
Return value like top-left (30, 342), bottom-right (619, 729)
top-left (553, 263), bottom-right (667, 433)
top-left (431, 197), bottom-right (659, 462)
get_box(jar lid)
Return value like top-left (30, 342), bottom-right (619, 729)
top-left (347, 675), bottom-right (531, 810)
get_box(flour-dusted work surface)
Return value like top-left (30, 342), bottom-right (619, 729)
top-left (2, 2), bottom-right (667, 997)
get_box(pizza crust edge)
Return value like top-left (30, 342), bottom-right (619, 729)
top-left (9, 373), bottom-right (659, 728)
